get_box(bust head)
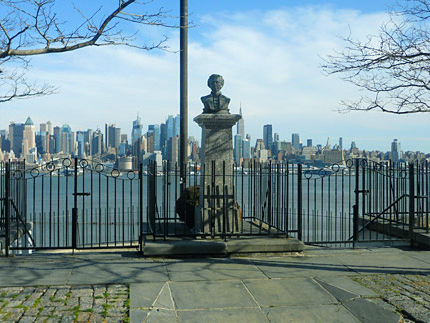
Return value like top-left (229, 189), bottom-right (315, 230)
top-left (207, 74), bottom-right (224, 95)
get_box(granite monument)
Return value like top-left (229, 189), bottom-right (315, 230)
top-left (194, 74), bottom-right (241, 235)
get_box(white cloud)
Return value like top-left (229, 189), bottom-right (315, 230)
top-left (1, 5), bottom-right (429, 152)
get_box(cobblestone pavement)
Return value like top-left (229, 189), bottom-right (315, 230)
top-left (0, 284), bottom-right (129, 323)
top-left (354, 274), bottom-right (430, 323)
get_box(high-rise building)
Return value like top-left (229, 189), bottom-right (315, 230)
top-left (132, 114), bottom-right (143, 156)
top-left (160, 123), bottom-right (167, 150)
top-left (292, 133), bottom-right (300, 151)
top-left (46, 121), bottom-right (52, 135)
top-left (23, 117), bottom-right (36, 151)
top-left (148, 124), bottom-right (161, 151)
top-left (307, 139), bottom-right (313, 147)
top-left (237, 106), bottom-right (245, 138)
top-left (263, 124), bottom-right (273, 152)
top-left (53, 126), bottom-right (61, 153)
top-left (234, 134), bottom-right (243, 163)
top-left (339, 137), bottom-right (343, 151)
top-left (105, 124), bottom-right (121, 151)
top-left (174, 115), bottom-right (180, 138)
top-left (40, 123), bottom-right (48, 133)
top-left (167, 136), bottom-right (179, 164)
top-left (60, 124), bottom-right (73, 155)
top-left (76, 131), bottom-right (85, 158)
top-left (242, 139), bottom-right (251, 160)
top-left (91, 129), bottom-right (103, 156)
top-left (391, 139), bottom-right (402, 163)
top-left (166, 115), bottom-right (175, 139)
top-left (9, 122), bottom-right (25, 157)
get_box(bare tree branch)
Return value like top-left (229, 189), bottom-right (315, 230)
top-left (322, 0), bottom-right (430, 114)
top-left (0, 0), bottom-right (177, 103)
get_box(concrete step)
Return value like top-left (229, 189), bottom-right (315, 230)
top-left (142, 237), bottom-right (304, 257)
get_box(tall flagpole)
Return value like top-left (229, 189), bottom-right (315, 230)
top-left (180, 0), bottom-right (188, 194)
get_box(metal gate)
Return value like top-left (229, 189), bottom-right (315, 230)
top-left (352, 160), bottom-right (429, 246)
top-left (1, 158), bottom-right (143, 254)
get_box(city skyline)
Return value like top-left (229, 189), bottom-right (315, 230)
top-left (1, 0), bottom-right (430, 152)
top-left (1, 114), bottom-right (427, 158)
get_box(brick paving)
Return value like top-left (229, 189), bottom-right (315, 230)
top-left (0, 285), bottom-right (129, 323)
top-left (354, 274), bottom-right (430, 323)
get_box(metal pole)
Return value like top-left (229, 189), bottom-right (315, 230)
top-left (72, 158), bottom-right (78, 250)
top-left (297, 163), bottom-right (302, 241)
top-left (409, 163), bottom-right (415, 246)
top-left (5, 162), bottom-right (10, 257)
top-left (180, 0), bottom-right (188, 194)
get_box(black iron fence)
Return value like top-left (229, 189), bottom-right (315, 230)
top-left (1, 158), bottom-right (429, 255)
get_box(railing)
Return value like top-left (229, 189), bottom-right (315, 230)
top-left (1, 158), bottom-right (429, 255)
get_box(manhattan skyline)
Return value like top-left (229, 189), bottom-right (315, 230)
top-left (1, 0), bottom-right (430, 152)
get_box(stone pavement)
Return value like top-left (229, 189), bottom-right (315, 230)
top-left (0, 246), bottom-right (429, 322)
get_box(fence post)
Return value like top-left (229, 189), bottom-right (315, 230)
top-left (352, 159), bottom-right (360, 248)
top-left (5, 162), bottom-right (10, 257)
top-left (139, 163), bottom-right (144, 252)
top-left (353, 204), bottom-right (358, 248)
top-left (409, 163), bottom-right (415, 246)
top-left (297, 163), bottom-right (302, 241)
top-left (72, 158), bottom-right (78, 250)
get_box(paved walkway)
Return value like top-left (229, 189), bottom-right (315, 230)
top-left (0, 246), bottom-right (430, 322)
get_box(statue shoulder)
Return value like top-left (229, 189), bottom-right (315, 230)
top-left (201, 94), bottom-right (211, 103)
top-left (220, 94), bottom-right (230, 103)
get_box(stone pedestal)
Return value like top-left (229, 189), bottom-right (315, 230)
top-left (194, 113), bottom-right (241, 235)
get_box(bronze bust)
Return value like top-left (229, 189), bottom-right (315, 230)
top-left (201, 74), bottom-right (231, 114)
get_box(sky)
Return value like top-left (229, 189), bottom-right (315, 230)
top-left (1, 0), bottom-right (430, 153)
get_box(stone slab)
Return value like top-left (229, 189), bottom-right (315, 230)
top-left (315, 276), bottom-right (379, 298)
top-left (0, 262), bottom-right (72, 286)
top-left (168, 280), bottom-right (257, 309)
top-left (333, 251), bottom-right (430, 275)
top-left (130, 282), bottom-right (165, 308)
top-left (344, 298), bottom-right (401, 323)
top-left (250, 255), bottom-right (355, 278)
top-left (316, 280), bottom-right (357, 302)
top-left (67, 260), bottom-right (169, 285)
top-left (143, 238), bottom-right (304, 257)
top-left (177, 308), bottom-right (269, 323)
top-left (244, 278), bottom-right (338, 307)
top-left (264, 305), bottom-right (361, 323)
top-left (143, 240), bottom-right (226, 257)
top-left (130, 309), bottom-right (148, 323)
top-left (164, 258), bottom-right (266, 281)
top-left (226, 238), bottom-right (304, 254)
top-left (145, 309), bottom-right (177, 323)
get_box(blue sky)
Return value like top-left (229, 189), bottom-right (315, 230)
top-left (2, 0), bottom-right (430, 153)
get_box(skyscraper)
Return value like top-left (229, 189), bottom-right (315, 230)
top-left (148, 124), bottom-right (161, 151)
top-left (76, 131), bottom-right (85, 158)
top-left (53, 126), bottom-right (61, 153)
top-left (9, 122), bottom-right (25, 157)
top-left (91, 129), bottom-right (103, 156)
top-left (166, 115), bottom-right (175, 139)
top-left (237, 106), bottom-right (245, 138)
top-left (60, 124), bottom-right (73, 155)
top-left (339, 137), bottom-right (343, 151)
top-left (132, 114), bottom-right (143, 156)
top-left (234, 134), bottom-right (243, 163)
top-left (23, 116), bottom-right (36, 151)
top-left (242, 139), bottom-right (251, 160)
top-left (391, 139), bottom-right (402, 163)
top-left (263, 124), bottom-right (273, 151)
top-left (292, 133), bottom-right (300, 151)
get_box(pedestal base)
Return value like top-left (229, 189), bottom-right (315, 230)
top-left (194, 113), bottom-right (241, 235)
